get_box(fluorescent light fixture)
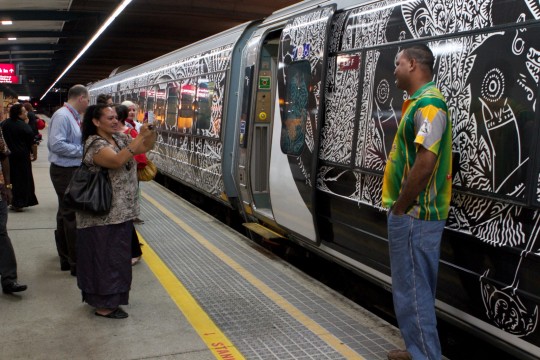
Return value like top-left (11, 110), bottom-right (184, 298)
top-left (1, 20), bottom-right (13, 25)
top-left (7, 37), bottom-right (16, 41)
top-left (40, 0), bottom-right (133, 100)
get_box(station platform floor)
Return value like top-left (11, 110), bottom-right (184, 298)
top-left (0, 116), bottom-right (405, 360)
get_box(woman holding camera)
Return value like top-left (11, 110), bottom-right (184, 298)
top-left (76, 104), bottom-right (155, 319)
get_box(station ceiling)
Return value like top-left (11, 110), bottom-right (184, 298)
top-left (0, 0), bottom-right (298, 103)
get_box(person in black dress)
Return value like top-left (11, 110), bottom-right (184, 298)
top-left (2, 104), bottom-right (38, 211)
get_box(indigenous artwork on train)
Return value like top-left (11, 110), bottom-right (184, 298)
top-left (277, 6), bottom-right (334, 205)
top-left (281, 61), bottom-right (310, 155)
top-left (318, 0), bottom-right (540, 340)
top-left (112, 44), bottom-right (233, 198)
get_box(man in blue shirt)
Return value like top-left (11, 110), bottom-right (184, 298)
top-left (48, 84), bottom-right (89, 276)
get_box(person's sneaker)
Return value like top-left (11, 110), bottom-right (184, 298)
top-left (387, 349), bottom-right (412, 360)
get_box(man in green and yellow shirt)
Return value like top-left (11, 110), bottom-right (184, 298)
top-left (383, 44), bottom-right (452, 360)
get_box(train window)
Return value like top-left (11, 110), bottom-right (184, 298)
top-left (138, 89), bottom-right (147, 121)
top-left (357, 26), bottom-right (540, 201)
top-left (130, 90), bottom-right (142, 122)
top-left (454, 28), bottom-right (537, 201)
top-left (178, 82), bottom-right (196, 134)
top-left (280, 60), bottom-right (311, 156)
top-left (239, 65), bottom-right (254, 148)
top-left (165, 83), bottom-right (178, 129)
top-left (195, 78), bottom-right (215, 136)
top-left (320, 53), bottom-right (362, 165)
top-left (155, 88), bottom-right (166, 123)
top-left (146, 88), bottom-right (156, 124)
top-left (356, 47), bottom-right (404, 172)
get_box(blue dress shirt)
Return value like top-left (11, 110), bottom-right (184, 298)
top-left (47, 104), bottom-right (83, 167)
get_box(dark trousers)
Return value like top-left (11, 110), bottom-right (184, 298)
top-left (131, 224), bottom-right (142, 258)
top-left (50, 164), bottom-right (78, 268)
top-left (0, 201), bottom-right (18, 287)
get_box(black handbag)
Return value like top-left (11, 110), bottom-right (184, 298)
top-left (64, 138), bottom-right (112, 215)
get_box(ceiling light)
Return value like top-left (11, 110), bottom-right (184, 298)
top-left (7, 37), bottom-right (16, 41)
top-left (41, 0), bottom-right (134, 100)
top-left (1, 20), bottom-right (13, 25)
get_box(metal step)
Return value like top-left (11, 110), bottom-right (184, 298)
top-left (242, 222), bottom-right (284, 241)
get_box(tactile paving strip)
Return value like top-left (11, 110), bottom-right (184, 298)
top-left (137, 181), bottom-right (396, 359)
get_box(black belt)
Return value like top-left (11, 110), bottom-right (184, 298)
top-left (51, 163), bottom-right (79, 168)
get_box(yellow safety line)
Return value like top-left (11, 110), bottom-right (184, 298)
top-left (141, 191), bottom-right (364, 360)
top-left (137, 231), bottom-right (245, 360)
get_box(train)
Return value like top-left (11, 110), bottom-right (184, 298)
top-left (88, 0), bottom-right (540, 358)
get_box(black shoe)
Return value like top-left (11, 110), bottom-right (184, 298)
top-left (95, 307), bottom-right (128, 319)
top-left (60, 260), bottom-right (70, 271)
top-left (70, 266), bottom-right (77, 277)
top-left (3, 282), bottom-right (27, 294)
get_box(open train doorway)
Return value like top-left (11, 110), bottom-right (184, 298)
top-left (249, 30), bottom-right (281, 219)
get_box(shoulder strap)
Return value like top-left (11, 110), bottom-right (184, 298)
top-left (111, 133), bottom-right (122, 150)
top-left (82, 137), bottom-right (103, 159)
top-left (83, 135), bottom-right (124, 160)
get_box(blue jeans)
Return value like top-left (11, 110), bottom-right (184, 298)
top-left (387, 212), bottom-right (445, 360)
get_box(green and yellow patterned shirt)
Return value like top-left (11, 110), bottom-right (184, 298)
top-left (382, 82), bottom-right (452, 220)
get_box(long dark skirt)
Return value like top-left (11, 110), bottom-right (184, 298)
top-left (131, 224), bottom-right (142, 258)
top-left (77, 221), bottom-right (132, 309)
top-left (9, 152), bottom-right (38, 209)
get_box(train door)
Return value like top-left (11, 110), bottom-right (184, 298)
top-left (268, 6), bottom-right (335, 243)
top-left (249, 34), bottom-right (280, 218)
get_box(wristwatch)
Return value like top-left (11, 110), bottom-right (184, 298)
top-left (5, 184), bottom-right (12, 189)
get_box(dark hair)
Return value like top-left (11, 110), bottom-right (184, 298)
top-left (68, 84), bottom-right (89, 100)
top-left (22, 102), bottom-right (34, 112)
top-left (81, 104), bottom-right (111, 143)
top-left (96, 93), bottom-right (113, 104)
top-left (9, 103), bottom-right (24, 120)
top-left (402, 44), bottom-right (434, 75)
top-left (115, 104), bottom-right (129, 125)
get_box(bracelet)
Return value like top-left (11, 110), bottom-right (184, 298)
top-left (126, 146), bottom-right (135, 155)
top-left (5, 184), bottom-right (12, 189)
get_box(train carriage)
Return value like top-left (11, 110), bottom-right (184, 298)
top-left (89, 0), bottom-right (540, 358)
top-left (89, 22), bottom-right (260, 205)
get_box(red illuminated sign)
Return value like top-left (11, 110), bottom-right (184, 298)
top-left (337, 55), bottom-right (360, 71)
top-left (0, 64), bottom-right (16, 75)
top-left (0, 75), bottom-right (20, 84)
